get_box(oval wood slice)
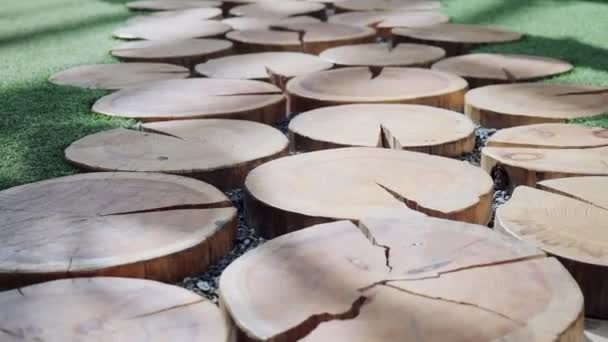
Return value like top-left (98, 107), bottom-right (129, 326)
top-left (65, 119), bottom-right (288, 190)
top-left (0, 173), bottom-right (237, 289)
top-left (288, 104), bottom-right (475, 156)
top-left (222, 15), bottom-right (320, 31)
top-left (226, 23), bottom-right (376, 55)
top-left (92, 78), bottom-right (286, 123)
top-left (229, 1), bottom-right (326, 18)
top-left (220, 216), bottom-right (583, 341)
top-left (487, 123), bottom-right (608, 149)
top-left (125, 7), bottom-right (222, 24)
top-left (393, 23), bottom-right (522, 56)
top-left (286, 67), bottom-right (468, 114)
top-left (335, 0), bottom-right (442, 12)
top-left (495, 178), bottom-right (608, 317)
top-left (466, 83), bottom-right (608, 129)
top-left (244, 147), bottom-right (493, 238)
top-left (329, 10), bottom-right (449, 37)
top-left (114, 18), bottom-right (230, 40)
top-left (48, 63), bottom-right (189, 90)
top-left (0, 277), bottom-right (232, 341)
top-left (320, 43), bottom-right (445, 67)
top-left (127, 0), bottom-right (221, 11)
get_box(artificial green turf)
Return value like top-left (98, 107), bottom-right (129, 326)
top-left (1, 0), bottom-right (607, 190)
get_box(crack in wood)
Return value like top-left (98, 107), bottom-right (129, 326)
top-left (501, 67), bottom-right (517, 82)
top-left (128, 298), bottom-right (206, 319)
top-left (140, 128), bottom-right (185, 141)
top-left (375, 182), bottom-right (445, 218)
top-left (357, 222), bottom-right (392, 272)
top-left (555, 88), bottom-right (608, 96)
top-left (269, 25), bottom-right (306, 52)
top-left (212, 91), bottom-right (283, 97)
top-left (266, 66), bottom-right (288, 91)
top-left (369, 65), bottom-right (384, 80)
top-left (377, 124), bottom-right (402, 150)
top-left (98, 201), bottom-right (232, 217)
top-left (0, 327), bottom-right (24, 338)
top-left (538, 186), bottom-right (608, 212)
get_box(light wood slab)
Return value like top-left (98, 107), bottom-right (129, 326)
top-left (335, 0), bottom-right (441, 12)
top-left (329, 10), bottom-right (449, 37)
top-left (114, 17), bottom-right (230, 40)
top-left (487, 123), bottom-right (608, 149)
top-left (222, 15), bottom-right (320, 31)
top-left (127, 0), bottom-right (221, 11)
top-left (229, 1), bottom-right (325, 18)
top-left (320, 43), bottom-right (445, 67)
top-left (125, 7), bottom-right (222, 24)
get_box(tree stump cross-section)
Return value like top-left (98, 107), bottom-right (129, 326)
top-left (126, 0), bottom-right (221, 11)
top-left (329, 10), bottom-right (449, 37)
top-left (113, 13), bottom-right (230, 40)
top-left (228, 1), bottom-right (326, 19)
top-left (319, 43), bottom-right (446, 68)
top-left (222, 15), bottom-right (320, 31)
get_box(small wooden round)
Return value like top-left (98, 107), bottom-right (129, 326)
top-left (486, 123), bottom-right (608, 149)
top-left (65, 119), bottom-right (289, 190)
top-left (113, 18), bottom-right (230, 40)
top-left (229, 1), bottom-right (326, 19)
top-left (286, 67), bottom-right (468, 114)
top-left (0, 277), bottom-right (232, 341)
top-left (127, 0), bottom-right (221, 11)
top-left (329, 10), bottom-right (449, 37)
top-left (222, 15), bottom-right (320, 31)
top-left (49, 63), bottom-right (189, 90)
top-left (0, 173), bottom-right (237, 289)
top-left (125, 7), bottom-right (222, 24)
top-left (496, 177), bottom-right (608, 317)
top-left (335, 0), bottom-right (442, 12)
top-left (92, 78), bottom-right (286, 123)
top-left (220, 217), bottom-right (583, 341)
top-left (466, 83), bottom-right (608, 129)
top-left (320, 43), bottom-right (445, 67)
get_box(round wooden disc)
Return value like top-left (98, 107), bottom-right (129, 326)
top-left (319, 43), bottom-right (445, 67)
top-left (222, 15), bottom-right (320, 31)
top-left (335, 0), bottom-right (442, 12)
top-left (125, 7), bottom-right (222, 24)
top-left (244, 147), bottom-right (493, 238)
top-left (226, 23), bottom-right (376, 55)
top-left (92, 78), bottom-right (286, 123)
top-left (113, 18), bottom-right (230, 40)
top-left (496, 177), bottom-right (608, 317)
top-left (0, 277), bottom-right (231, 341)
top-left (127, 0), bottom-right (221, 11)
top-left (65, 119), bottom-right (288, 190)
top-left (288, 104), bottom-right (475, 156)
top-left (220, 216), bottom-right (583, 341)
top-left (466, 83), bottom-right (608, 129)
top-left (229, 1), bottom-right (325, 18)
top-left (111, 39), bottom-right (233, 70)
top-left (0, 172), bottom-right (237, 288)
top-left (329, 10), bottom-right (449, 37)
top-left (487, 123), bottom-right (608, 149)
top-left (286, 67), bottom-right (468, 113)
top-left (48, 63), bottom-right (189, 90)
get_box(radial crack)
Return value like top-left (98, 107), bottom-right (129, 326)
top-left (357, 222), bottom-right (392, 272)
top-left (269, 25), bottom-right (306, 52)
top-left (129, 299), bottom-right (206, 319)
top-left (375, 182), bottom-right (444, 218)
top-left (140, 128), bottom-right (185, 141)
top-left (377, 124), bottom-right (402, 149)
top-left (501, 67), bottom-right (517, 82)
top-left (266, 66), bottom-right (288, 91)
top-left (99, 201), bottom-right (232, 216)
top-left (369, 65), bottom-right (384, 80)
top-left (537, 186), bottom-right (608, 211)
top-left (555, 88), bottom-right (608, 96)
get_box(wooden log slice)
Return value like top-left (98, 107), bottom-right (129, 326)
top-left (65, 119), bottom-right (288, 190)
top-left (127, 0), bottom-right (221, 11)
top-left (495, 179), bottom-right (608, 318)
top-left (393, 23), bottom-right (522, 56)
top-left (220, 216), bottom-right (583, 342)
top-left (244, 147), bottom-right (493, 238)
top-left (0, 173), bottom-right (237, 289)
top-left (125, 7), bottom-right (223, 24)
top-left (222, 15), bottom-right (320, 31)
top-left (335, 0), bottom-right (442, 12)
top-left (113, 18), bottom-right (230, 40)
top-left (92, 78), bottom-right (286, 123)
top-left (0, 277), bottom-right (232, 341)
top-left (432, 53), bottom-right (573, 88)
top-left (319, 43), bottom-right (445, 67)
top-left (286, 67), bottom-right (468, 114)
top-left (229, 1), bottom-right (326, 19)
top-left (111, 39), bottom-right (234, 70)
top-left (48, 63), bottom-right (189, 90)
top-left (288, 104), bottom-right (475, 156)
top-left (487, 123), bottom-right (608, 149)
top-left (226, 23), bottom-right (376, 55)
top-left (466, 83), bottom-right (608, 129)
top-left (329, 10), bottom-right (449, 37)
top-left (538, 176), bottom-right (608, 210)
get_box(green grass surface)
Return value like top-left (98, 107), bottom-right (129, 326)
top-left (1, 0), bottom-right (608, 190)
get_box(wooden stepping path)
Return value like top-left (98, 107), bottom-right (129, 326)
top-left (432, 53), bottom-right (573, 88)
top-left (288, 104), bottom-right (475, 156)
top-left (329, 10), bottom-right (449, 37)
top-left (496, 177), bottom-right (608, 318)
top-left (487, 123), bottom-right (608, 149)
top-left (126, 0), bottom-right (221, 11)
top-left (0, 277), bottom-right (231, 341)
top-left (393, 23), bottom-right (522, 56)
top-left (0, 173), bottom-right (237, 288)
top-left (222, 15), bottom-right (320, 31)
top-left (335, 0), bottom-right (442, 12)
top-left (220, 216), bottom-right (583, 341)
top-left (65, 119), bottom-right (288, 190)
top-left (244, 147), bottom-right (493, 237)
top-left (319, 43), bottom-right (445, 68)
top-left (114, 17), bottom-right (230, 40)
top-left (111, 39), bottom-right (233, 70)
top-left (226, 23), bottom-right (376, 54)
top-left (229, 1), bottom-right (326, 19)
top-left (48, 63), bottom-right (189, 90)
top-left (92, 78), bottom-right (286, 124)
top-left (466, 83), bottom-right (608, 129)
top-left (286, 67), bottom-right (468, 113)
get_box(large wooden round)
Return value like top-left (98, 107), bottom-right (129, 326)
top-left (0, 277), bottom-right (231, 341)
top-left (127, 0), bottom-right (221, 11)
top-left (229, 1), bottom-right (325, 19)
top-left (220, 217), bottom-right (583, 342)
top-left (487, 123), bottom-right (608, 149)
top-left (124, 7), bottom-right (222, 25)
top-left (466, 83), bottom-right (608, 129)
top-left (432, 53), bottom-right (573, 88)
top-left (335, 0), bottom-right (442, 12)
top-left (319, 43), bottom-right (445, 67)
top-left (222, 15), bottom-right (320, 31)
top-left (0, 173), bottom-right (237, 289)
top-left (226, 23), bottom-right (376, 55)
top-left (48, 63), bottom-right (189, 90)
top-left (393, 23), bottom-right (522, 56)
top-left (496, 178), bottom-right (608, 318)
top-left (329, 10), bottom-right (449, 37)
top-left (65, 119), bottom-right (288, 190)
top-left (113, 18), bottom-right (230, 40)
top-left (244, 147), bottom-right (493, 238)
top-left (288, 104), bottom-right (475, 156)
top-left (286, 67), bottom-right (468, 113)
top-left (92, 78), bottom-right (286, 123)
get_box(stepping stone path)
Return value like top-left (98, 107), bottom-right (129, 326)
top-left (288, 104), bottom-right (475, 156)
top-left (329, 10), bottom-right (449, 37)
top-left (0, 277), bottom-right (231, 341)
top-left (220, 216), bottom-right (583, 341)
top-left (244, 147), bottom-right (493, 238)
top-left (222, 15), bottom-right (320, 31)
top-left (92, 78), bottom-right (286, 123)
top-left (48, 63), bottom-right (189, 90)
top-left (286, 67), bottom-right (468, 113)
top-left (126, 0), bottom-right (221, 11)
top-left (319, 43), bottom-right (445, 67)
top-left (114, 15), bottom-right (230, 40)
top-left (496, 176), bottom-right (608, 318)
top-left (335, 0), bottom-right (442, 12)
top-left (0, 173), bottom-right (237, 288)
top-left (432, 53), bottom-right (573, 88)
top-left (65, 119), bottom-right (288, 190)
top-left (229, 1), bottom-right (326, 18)
top-left (466, 83), bottom-right (608, 129)
top-left (392, 23), bottom-right (522, 56)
